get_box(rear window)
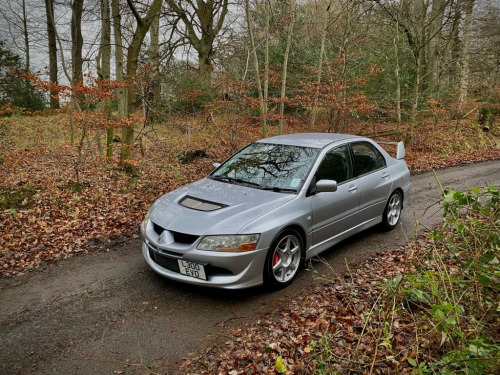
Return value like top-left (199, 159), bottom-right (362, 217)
top-left (351, 142), bottom-right (386, 175)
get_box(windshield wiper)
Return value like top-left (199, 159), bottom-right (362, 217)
top-left (258, 186), bottom-right (297, 193)
top-left (211, 176), bottom-right (260, 187)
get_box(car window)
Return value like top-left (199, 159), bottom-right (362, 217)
top-left (211, 142), bottom-right (320, 191)
top-left (315, 145), bottom-right (353, 184)
top-left (351, 142), bottom-right (386, 175)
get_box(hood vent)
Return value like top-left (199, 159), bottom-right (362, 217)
top-left (180, 196), bottom-right (226, 212)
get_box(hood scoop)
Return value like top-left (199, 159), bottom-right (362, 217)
top-left (179, 196), bottom-right (226, 212)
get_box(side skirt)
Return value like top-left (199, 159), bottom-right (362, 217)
top-left (306, 217), bottom-right (382, 260)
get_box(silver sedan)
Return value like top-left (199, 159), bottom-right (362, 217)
top-left (141, 133), bottom-right (411, 289)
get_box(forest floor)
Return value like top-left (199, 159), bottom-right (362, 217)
top-left (1, 112), bottom-right (500, 374)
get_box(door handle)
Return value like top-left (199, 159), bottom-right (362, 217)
top-left (348, 185), bottom-right (358, 193)
top-left (382, 172), bottom-right (390, 179)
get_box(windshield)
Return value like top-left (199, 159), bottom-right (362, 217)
top-left (210, 142), bottom-right (320, 192)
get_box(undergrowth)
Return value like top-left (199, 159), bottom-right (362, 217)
top-left (422, 186), bottom-right (500, 374)
top-left (310, 186), bottom-right (500, 374)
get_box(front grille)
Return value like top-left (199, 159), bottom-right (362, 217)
top-left (152, 222), bottom-right (199, 245)
top-left (149, 249), bottom-right (179, 273)
top-left (173, 232), bottom-right (199, 244)
top-left (153, 222), bottom-right (163, 235)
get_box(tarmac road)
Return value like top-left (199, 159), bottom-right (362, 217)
top-left (1, 160), bottom-right (499, 374)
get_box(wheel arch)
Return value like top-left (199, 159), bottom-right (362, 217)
top-left (263, 224), bottom-right (306, 290)
top-left (272, 224), bottom-right (307, 260)
top-left (393, 187), bottom-right (405, 209)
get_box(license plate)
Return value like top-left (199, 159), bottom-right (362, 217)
top-left (178, 260), bottom-right (207, 280)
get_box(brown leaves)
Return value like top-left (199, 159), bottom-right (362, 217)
top-left (179, 247), bottom-right (436, 374)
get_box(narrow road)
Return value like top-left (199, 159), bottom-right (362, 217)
top-left (1, 160), bottom-right (499, 375)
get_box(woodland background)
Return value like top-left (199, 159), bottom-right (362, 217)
top-left (0, 0), bottom-right (499, 374)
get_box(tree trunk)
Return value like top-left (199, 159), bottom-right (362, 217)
top-left (338, 2), bottom-right (355, 133)
top-left (458, 0), bottom-right (474, 108)
top-left (21, 0), bottom-right (29, 71)
top-left (111, 0), bottom-right (125, 118)
top-left (279, 1), bottom-right (295, 135)
top-left (446, 0), bottom-right (462, 88)
top-left (245, 0), bottom-right (267, 138)
top-left (425, 0), bottom-right (446, 92)
top-left (44, 0), bottom-right (59, 109)
top-left (310, 2), bottom-right (330, 130)
top-left (410, 0), bottom-right (427, 128)
top-left (120, 0), bottom-right (163, 164)
top-left (147, 11), bottom-right (160, 123)
top-left (394, 32), bottom-right (401, 125)
top-left (263, 1), bottom-right (270, 138)
top-left (71, 0), bottom-right (84, 90)
top-left (96, 0), bottom-right (112, 159)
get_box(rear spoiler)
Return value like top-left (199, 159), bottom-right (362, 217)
top-left (377, 141), bottom-right (406, 160)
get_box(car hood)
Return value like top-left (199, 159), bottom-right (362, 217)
top-left (150, 178), bottom-right (295, 235)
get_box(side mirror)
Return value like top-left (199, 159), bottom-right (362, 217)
top-left (213, 162), bottom-right (221, 169)
top-left (316, 179), bottom-right (338, 193)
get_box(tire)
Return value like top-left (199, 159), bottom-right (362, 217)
top-left (264, 229), bottom-right (303, 290)
top-left (382, 191), bottom-right (402, 231)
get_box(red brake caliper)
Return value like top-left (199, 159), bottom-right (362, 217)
top-left (273, 252), bottom-right (279, 266)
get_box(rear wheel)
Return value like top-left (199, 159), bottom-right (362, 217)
top-left (264, 229), bottom-right (303, 290)
top-left (382, 191), bottom-right (402, 230)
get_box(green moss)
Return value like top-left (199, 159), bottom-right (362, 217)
top-left (0, 182), bottom-right (40, 210)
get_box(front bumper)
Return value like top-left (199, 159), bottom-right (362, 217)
top-left (141, 222), bottom-right (269, 289)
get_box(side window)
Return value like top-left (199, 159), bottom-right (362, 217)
top-left (351, 142), bottom-right (387, 176)
top-left (315, 145), bottom-right (353, 184)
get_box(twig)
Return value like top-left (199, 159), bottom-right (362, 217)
top-left (462, 106), bottom-right (478, 119)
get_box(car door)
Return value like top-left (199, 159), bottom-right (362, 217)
top-left (351, 141), bottom-right (393, 223)
top-left (311, 145), bottom-right (359, 247)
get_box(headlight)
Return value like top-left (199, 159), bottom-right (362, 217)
top-left (197, 234), bottom-right (260, 252)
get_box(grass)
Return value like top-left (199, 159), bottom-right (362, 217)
top-left (0, 114), bottom-right (72, 154)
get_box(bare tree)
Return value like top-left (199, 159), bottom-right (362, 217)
top-left (166, 0), bottom-right (229, 77)
top-left (444, 0), bottom-right (463, 89)
top-left (425, 0), bottom-right (449, 92)
top-left (111, 0), bottom-right (124, 118)
top-left (0, 0), bottom-right (31, 71)
top-left (44, 0), bottom-right (59, 109)
top-left (145, 9), bottom-right (161, 122)
top-left (96, 0), bottom-right (112, 158)
top-left (245, 0), bottom-right (268, 137)
top-left (278, 0), bottom-right (296, 135)
top-left (120, 0), bottom-right (163, 164)
top-left (71, 0), bottom-right (84, 92)
top-left (310, 0), bottom-right (331, 130)
top-left (458, 0), bottom-right (474, 107)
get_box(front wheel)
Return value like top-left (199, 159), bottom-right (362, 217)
top-left (264, 230), bottom-right (303, 290)
top-left (382, 191), bottom-right (402, 230)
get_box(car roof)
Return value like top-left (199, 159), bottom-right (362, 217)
top-left (256, 133), bottom-right (364, 149)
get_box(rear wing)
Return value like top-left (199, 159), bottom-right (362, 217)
top-left (377, 141), bottom-right (406, 160)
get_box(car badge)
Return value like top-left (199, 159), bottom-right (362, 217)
top-left (158, 230), bottom-right (174, 245)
